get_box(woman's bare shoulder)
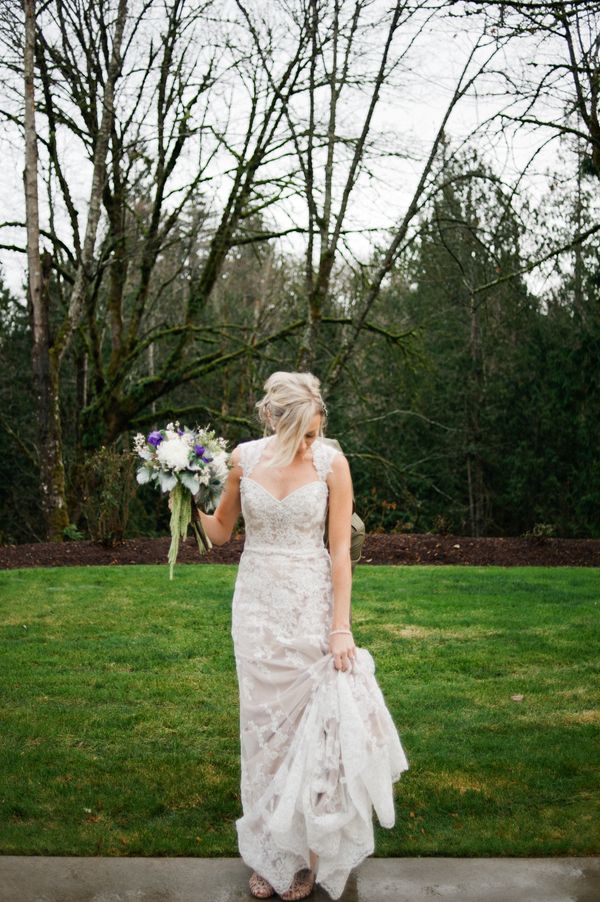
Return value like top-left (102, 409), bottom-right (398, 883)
top-left (229, 445), bottom-right (242, 467)
top-left (329, 449), bottom-right (350, 477)
top-left (316, 437), bottom-right (346, 459)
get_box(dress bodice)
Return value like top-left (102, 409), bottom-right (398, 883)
top-left (238, 436), bottom-right (340, 555)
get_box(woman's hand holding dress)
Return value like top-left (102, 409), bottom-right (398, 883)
top-left (329, 631), bottom-right (356, 671)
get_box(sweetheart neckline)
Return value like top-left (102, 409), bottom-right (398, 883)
top-left (241, 475), bottom-right (327, 504)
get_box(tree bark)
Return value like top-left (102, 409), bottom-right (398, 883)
top-left (53, 0), bottom-right (128, 366)
top-left (23, 0), bottom-right (69, 541)
top-left (466, 292), bottom-right (486, 536)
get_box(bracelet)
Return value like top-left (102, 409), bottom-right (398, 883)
top-left (329, 629), bottom-right (352, 636)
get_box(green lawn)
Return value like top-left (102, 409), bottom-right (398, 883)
top-left (0, 564), bottom-right (598, 857)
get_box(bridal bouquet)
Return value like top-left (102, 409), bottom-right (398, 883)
top-left (133, 422), bottom-right (229, 579)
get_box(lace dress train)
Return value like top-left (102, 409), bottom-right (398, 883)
top-left (231, 436), bottom-right (409, 900)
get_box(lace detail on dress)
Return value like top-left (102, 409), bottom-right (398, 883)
top-left (230, 435), bottom-right (409, 900)
top-left (238, 435), bottom-right (339, 483)
top-left (311, 439), bottom-right (341, 482)
top-left (238, 435), bottom-right (270, 478)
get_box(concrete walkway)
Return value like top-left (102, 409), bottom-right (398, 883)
top-left (1, 856), bottom-right (599, 902)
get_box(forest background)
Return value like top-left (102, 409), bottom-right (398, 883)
top-left (0, 0), bottom-right (598, 546)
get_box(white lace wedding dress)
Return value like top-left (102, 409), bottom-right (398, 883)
top-left (231, 435), bottom-right (409, 900)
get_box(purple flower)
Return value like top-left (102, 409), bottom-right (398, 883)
top-left (177, 428), bottom-right (184, 436)
top-left (147, 431), bottom-right (164, 447)
top-left (202, 453), bottom-right (213, 463)
top-left (194, 444), bottom-right (205, 457)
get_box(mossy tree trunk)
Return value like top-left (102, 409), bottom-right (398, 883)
top-left (24, 0), bottom-right (68, 540)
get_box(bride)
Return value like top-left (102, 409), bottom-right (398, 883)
top-left (191, 371), bottom-right (409, 900)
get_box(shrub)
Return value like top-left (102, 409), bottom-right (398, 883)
top-left (63, 522), bottom-right (86, 541)
top-left (78, 446), bottom-right (136, 546)
top-left (522, 522), bottom-right (557, 542)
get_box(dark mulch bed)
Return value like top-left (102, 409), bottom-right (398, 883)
top-left (1, 533), bottom-right (599, 570)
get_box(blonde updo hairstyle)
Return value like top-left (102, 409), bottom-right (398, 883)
top-left (256, 371), bottom-right (327, 469)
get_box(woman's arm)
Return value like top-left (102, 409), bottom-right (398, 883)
top-left (195, 445), bottom-right (243, 546)
top-left (327, 452), bottom-right (356, 670)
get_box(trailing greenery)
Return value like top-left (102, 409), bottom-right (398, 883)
top-left (0, 564), bottom-right (597, 856)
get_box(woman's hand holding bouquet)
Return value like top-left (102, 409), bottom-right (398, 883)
top-left (133, 421), bottom-right (229, 579)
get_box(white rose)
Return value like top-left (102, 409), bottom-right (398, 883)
top-left (156, 436), bottom-right (191, 471)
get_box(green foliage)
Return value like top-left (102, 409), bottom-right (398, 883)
top-left (62, 523), bottom-right (86, 541)
top-left (521, 523), bottom-right (557, 541)
top-left (2, 142), bottom-right (599, 541)
top-left (167, 482), bottom-right (194, 580)
top-left (335, 146), bottom-right (600, 538)
top-left (0, 274), bottom-right (41, 545)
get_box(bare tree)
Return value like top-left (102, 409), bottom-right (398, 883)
top-left (74, 0), bottom-right (316, 445)
top-left (20, 0), bottom-right (125, 538)
top-left (22, 0), bottom-right (68, 539)
top-left (461, 1), bottom-right (600, 172)
top-left (249, 0), bottom-right (508, 386)
top-left (8, 0), bottom-right (128, 538)
top-left (3, 0), bottom-right (542, 528)
top-left (326, 1), bottom-right (600, 401)
top-left (2, 2), bottom-right (317, 472)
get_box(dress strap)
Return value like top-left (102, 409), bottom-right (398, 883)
top-left (312, 438), bottom-right (342, 481)
top-left (238, 436), bottom-right (270, 477)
